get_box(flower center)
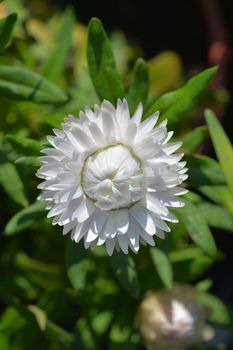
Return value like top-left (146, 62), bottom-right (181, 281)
top-left (81, 143), bottom-right (146, 210)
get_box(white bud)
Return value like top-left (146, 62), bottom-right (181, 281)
top-left (135, 284), bottom-right (213, 350)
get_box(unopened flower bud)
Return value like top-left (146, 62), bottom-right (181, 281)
top-left (135, 284), bottom-right (212, 350)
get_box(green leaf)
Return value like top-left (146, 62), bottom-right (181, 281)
top-left (66, 240), bottom-right (88, 291)
top-left (15, 156), bottom-right (40, 167)
top-left (150, 247), bottom-right (173, 288)
top-left (6, 135), bottom-right (41, 155)
top-left (197, 292), bottom-right (232, 325)
top-left (196, 278), bottom-right (213, 292)
top-left (200, 185), bottom-right (233, 216)
top-left (0, 149), bottom-right (28, 207)
top-left (186, 154), bottom-right (225, 187)
top-left (4, 201), bottom-right (46, 235)
top-left (205, 109), bottom-right (233, 197)
top-left (177, 126), bottom-right (208, 154)
top-left (109, 252), bottom-right (140, 299)
top-left (87, 18), bottom-right (124, 104)
top-left (145, 66), bottom-right (218, 127)
top-left (127, 58), bottom-right (149, 114)
top-left (0, 65), bottom-right (68, 104)
top-left (198, 202), bottom-right (233, 232)
top-left (0, 13), bottom-right (17, 51)
top-left (179, 200), bottom-right (217, 258)
top-left (41, 7), bottom-right (75, 81)
top-left (169, 247), bottom-right (214, 282)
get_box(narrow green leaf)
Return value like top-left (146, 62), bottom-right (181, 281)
top-left (198, 292), bottom-right (232, 325)
top-left (0, 13), bottom-right (17, 51)
top-left (87, 18), bottom-right (124, 104)
top-left (205, 109), bottom-right (233, 197)
top-left (0, 65), bottom-right (68, 104)
top-left (177, 126), bottom-right (208, 154)
top-left (179, 200), bottom-right (217, 258)
top-left (127, 58), bottom-right (149, 114)
top-left (66, 240), bottom-right (88, 291)
top-left (150, 247), bottom-right (173, 288)
top-left (196, 278), bottom-right (213, 292)
top-left (41, 7), bottom-right (75, 81)
top-left (186, 154), bottom-right (225, 187)
top-left (145, 66), bottom-right (218, 127)
top-left (15, 156), bottom-right (40, 167)
top-left (4, 201), bottom-right (46, 235)
top-left (198, 202), bottom-right (233, 232)
top-left (0, 149), bottom-right (28, 207)
top-left (109, 252), bottom-right (140, 299)
top-left (6, 135), bottom-right (41, 155)
top-left (200, 185), bottom-right (233, 216)
top-left (169, 247), bottom-right (214, 282)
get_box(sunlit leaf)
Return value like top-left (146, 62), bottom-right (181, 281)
top-left (0, 65), bottom-right (68, 104)
top-left (150, 247), bottom-right (173, 288)
top-left (0, 12), bottom-right (17, 51)
top-left (179, 200), bottom-right (217, 258)
top-left (127, 58), bottom-right (149, 114)
top-left (109, 252), bottom-right (140, 299)
top-left (66, 240), bottom-right (88, 291)
top-left (87, 18), bottom-right (124, 104)
top-left (4, 201), bottom-right (46, 235)
top-left (41, 7), bottom-right (75, 81)
top-left (146, 66), bottom-right (218, 127)
top-left (205, 109), bottom-right (233, 197)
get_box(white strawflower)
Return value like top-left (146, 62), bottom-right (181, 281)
top-left (36, 99), bottom-right (187, 255)
top-left (135, 285), bottom-right (213, 350)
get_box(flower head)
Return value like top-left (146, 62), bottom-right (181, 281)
top-left (37, 99), bottom-right (188, 255)
top-left (135, 285), bottom-right (213, 350)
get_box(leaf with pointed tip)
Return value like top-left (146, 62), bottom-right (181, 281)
top-left (198, 202), bottom-right (233, 232)
top-left (186, 154), bottom-right (225, 187)
top-left (41, 7), bottom-right (75, 81)
top-left (150, 247), bottom-right (173, 288)
top-left (0, 149), bottom-right (28, 207)
top-left (0, 13), bottom-right (17, 51)
top-left (205, 109), bottom-right (233, 198)
top-left (127, 58), bottom-right (149, 114)
top-left (177, 126), bottom-right (208, 154)
top-left (87, 18), bottom-right (124, 104)
top-left (66, 240), bottom-right (88, 291)
top-left (110, 252), bottom-right (140, 299)
top-left (0, 65), bottom-right (68, 104)
top-left (145, 66), bottom-right (218, 127)
top-left (4, 201), bottom-right (46, 235)
top-left (179, 199), bottom-right (217, 258)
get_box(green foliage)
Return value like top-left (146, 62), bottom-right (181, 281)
top-left (206, 109), bottom-right (233, 197)
top-left (127, 58), bottom-right (149, 114)
top-left (150, 247), bottom-right (173, 288)
top-left (0, 12), bottom-right (17, 51)
top-left (146, 66), bottom-right (218, 127)
top-left (109, 252), bottom-right (140, 299)
top-left (87, 18), bottom-right (124, 104)
top-left (179, 199), bottom-right (217, 258)
top-left (0, 5), bottom-right (232, 350)
top-left (0, 65), bottom-right (68, 104)
top-left (41, 7), bottom-right (75, 81)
